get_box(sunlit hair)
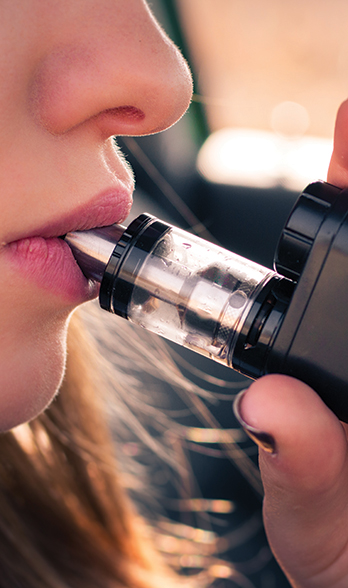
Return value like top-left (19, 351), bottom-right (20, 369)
top-left (0, 301), bottom-right (261, 588)
top-left (78, 303), bottom-right (262, 586)
top-left (0, 311), bottom-right (182, 588)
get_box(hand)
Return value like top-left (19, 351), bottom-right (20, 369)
top-left (234, 375), bottom-right (348, 588)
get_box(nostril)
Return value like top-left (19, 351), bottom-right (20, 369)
top-left (101, 106), bottom-right (145, 121)
top-left (92, 105), bottom-right (146, 138)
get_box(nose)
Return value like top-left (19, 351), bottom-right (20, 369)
top-left (32, 0), bottom-right (193, 137)
top-left (328, 99), bottom-right (348, 187)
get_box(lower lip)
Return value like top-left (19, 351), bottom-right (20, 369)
top-left (5, 236), bottom-right (99, 303)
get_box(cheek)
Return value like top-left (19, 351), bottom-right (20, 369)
top-left (0, 324), bottom-right (65, 432)
top-left (0, 275), bottom-right (72, 431)
top-left (0, 314), bottom-right (69, 432)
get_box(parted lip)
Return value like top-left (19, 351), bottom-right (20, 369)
top-left (5, 186), bottom-right (133, 245)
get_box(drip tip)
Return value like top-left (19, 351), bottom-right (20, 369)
top-left (64, 224), bottom-right (125, 281)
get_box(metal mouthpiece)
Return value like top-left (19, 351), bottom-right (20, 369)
top-left (64, 224), bottom-right (125, 281)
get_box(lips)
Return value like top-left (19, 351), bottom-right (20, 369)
top-left (24, 187), bottom-right (132, 241)
top-left (3, 187), bottom-right (133, 304)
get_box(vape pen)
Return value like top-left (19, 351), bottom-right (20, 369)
top-left (65, 181), bottom-right (348, 422)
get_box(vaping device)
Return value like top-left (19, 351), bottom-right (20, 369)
top-left (65, 181), bottom-right (348, 422)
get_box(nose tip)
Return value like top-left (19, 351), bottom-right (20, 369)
top-left (32, 2), bottom-right (193, 138)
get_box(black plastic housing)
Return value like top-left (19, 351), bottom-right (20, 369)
top-left (234, 181), bottom-right (348, 422)
top-left (100, 214), bottom-right (169, 317)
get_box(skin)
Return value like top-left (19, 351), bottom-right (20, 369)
top-left (237, 99), bottom-right (348, 587)
top-left (3, 1), bottom-right (348, 585)
top-left (0, 0), bottom-right (192, 431)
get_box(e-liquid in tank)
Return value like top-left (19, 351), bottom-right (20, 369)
top-left (65, 181), bottom-right (348, 422)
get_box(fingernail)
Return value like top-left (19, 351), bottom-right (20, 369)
top-left (233, 389), bottom-right (277, 454)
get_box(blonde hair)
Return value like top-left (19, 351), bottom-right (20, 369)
top-left (0, 312), bottom-right (179, 588)
top-left (0, 302), bottom-right (261, 588)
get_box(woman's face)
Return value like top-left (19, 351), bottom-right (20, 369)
top-left (0, 0), bottom-right (192, 430)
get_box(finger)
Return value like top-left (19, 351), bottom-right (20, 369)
top-left (328, 99), bottom-right (348, 187)
top-left (234, 375), bottom-right (348, 587)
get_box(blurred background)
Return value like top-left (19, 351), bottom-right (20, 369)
top-left (116, 2), bottom-right (348, 586)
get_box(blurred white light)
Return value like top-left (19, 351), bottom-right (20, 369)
top-left (270, 101), bottom-right (310, 137)
top-left (285, 137), bottom-right (333, 190)
top-left (197, 128), bottom-right (333, 191)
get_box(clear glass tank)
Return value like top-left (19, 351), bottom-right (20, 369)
top-left (125, 225), bottom-right (274, 364)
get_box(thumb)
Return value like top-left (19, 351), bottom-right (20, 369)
top-left (234, 375), bottom-right (348, 587)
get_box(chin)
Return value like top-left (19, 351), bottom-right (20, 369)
top-left (0, 322), bottom-right (68, 432)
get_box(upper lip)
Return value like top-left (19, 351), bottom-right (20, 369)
top-left (6, 186), bottom-right (133, 245)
